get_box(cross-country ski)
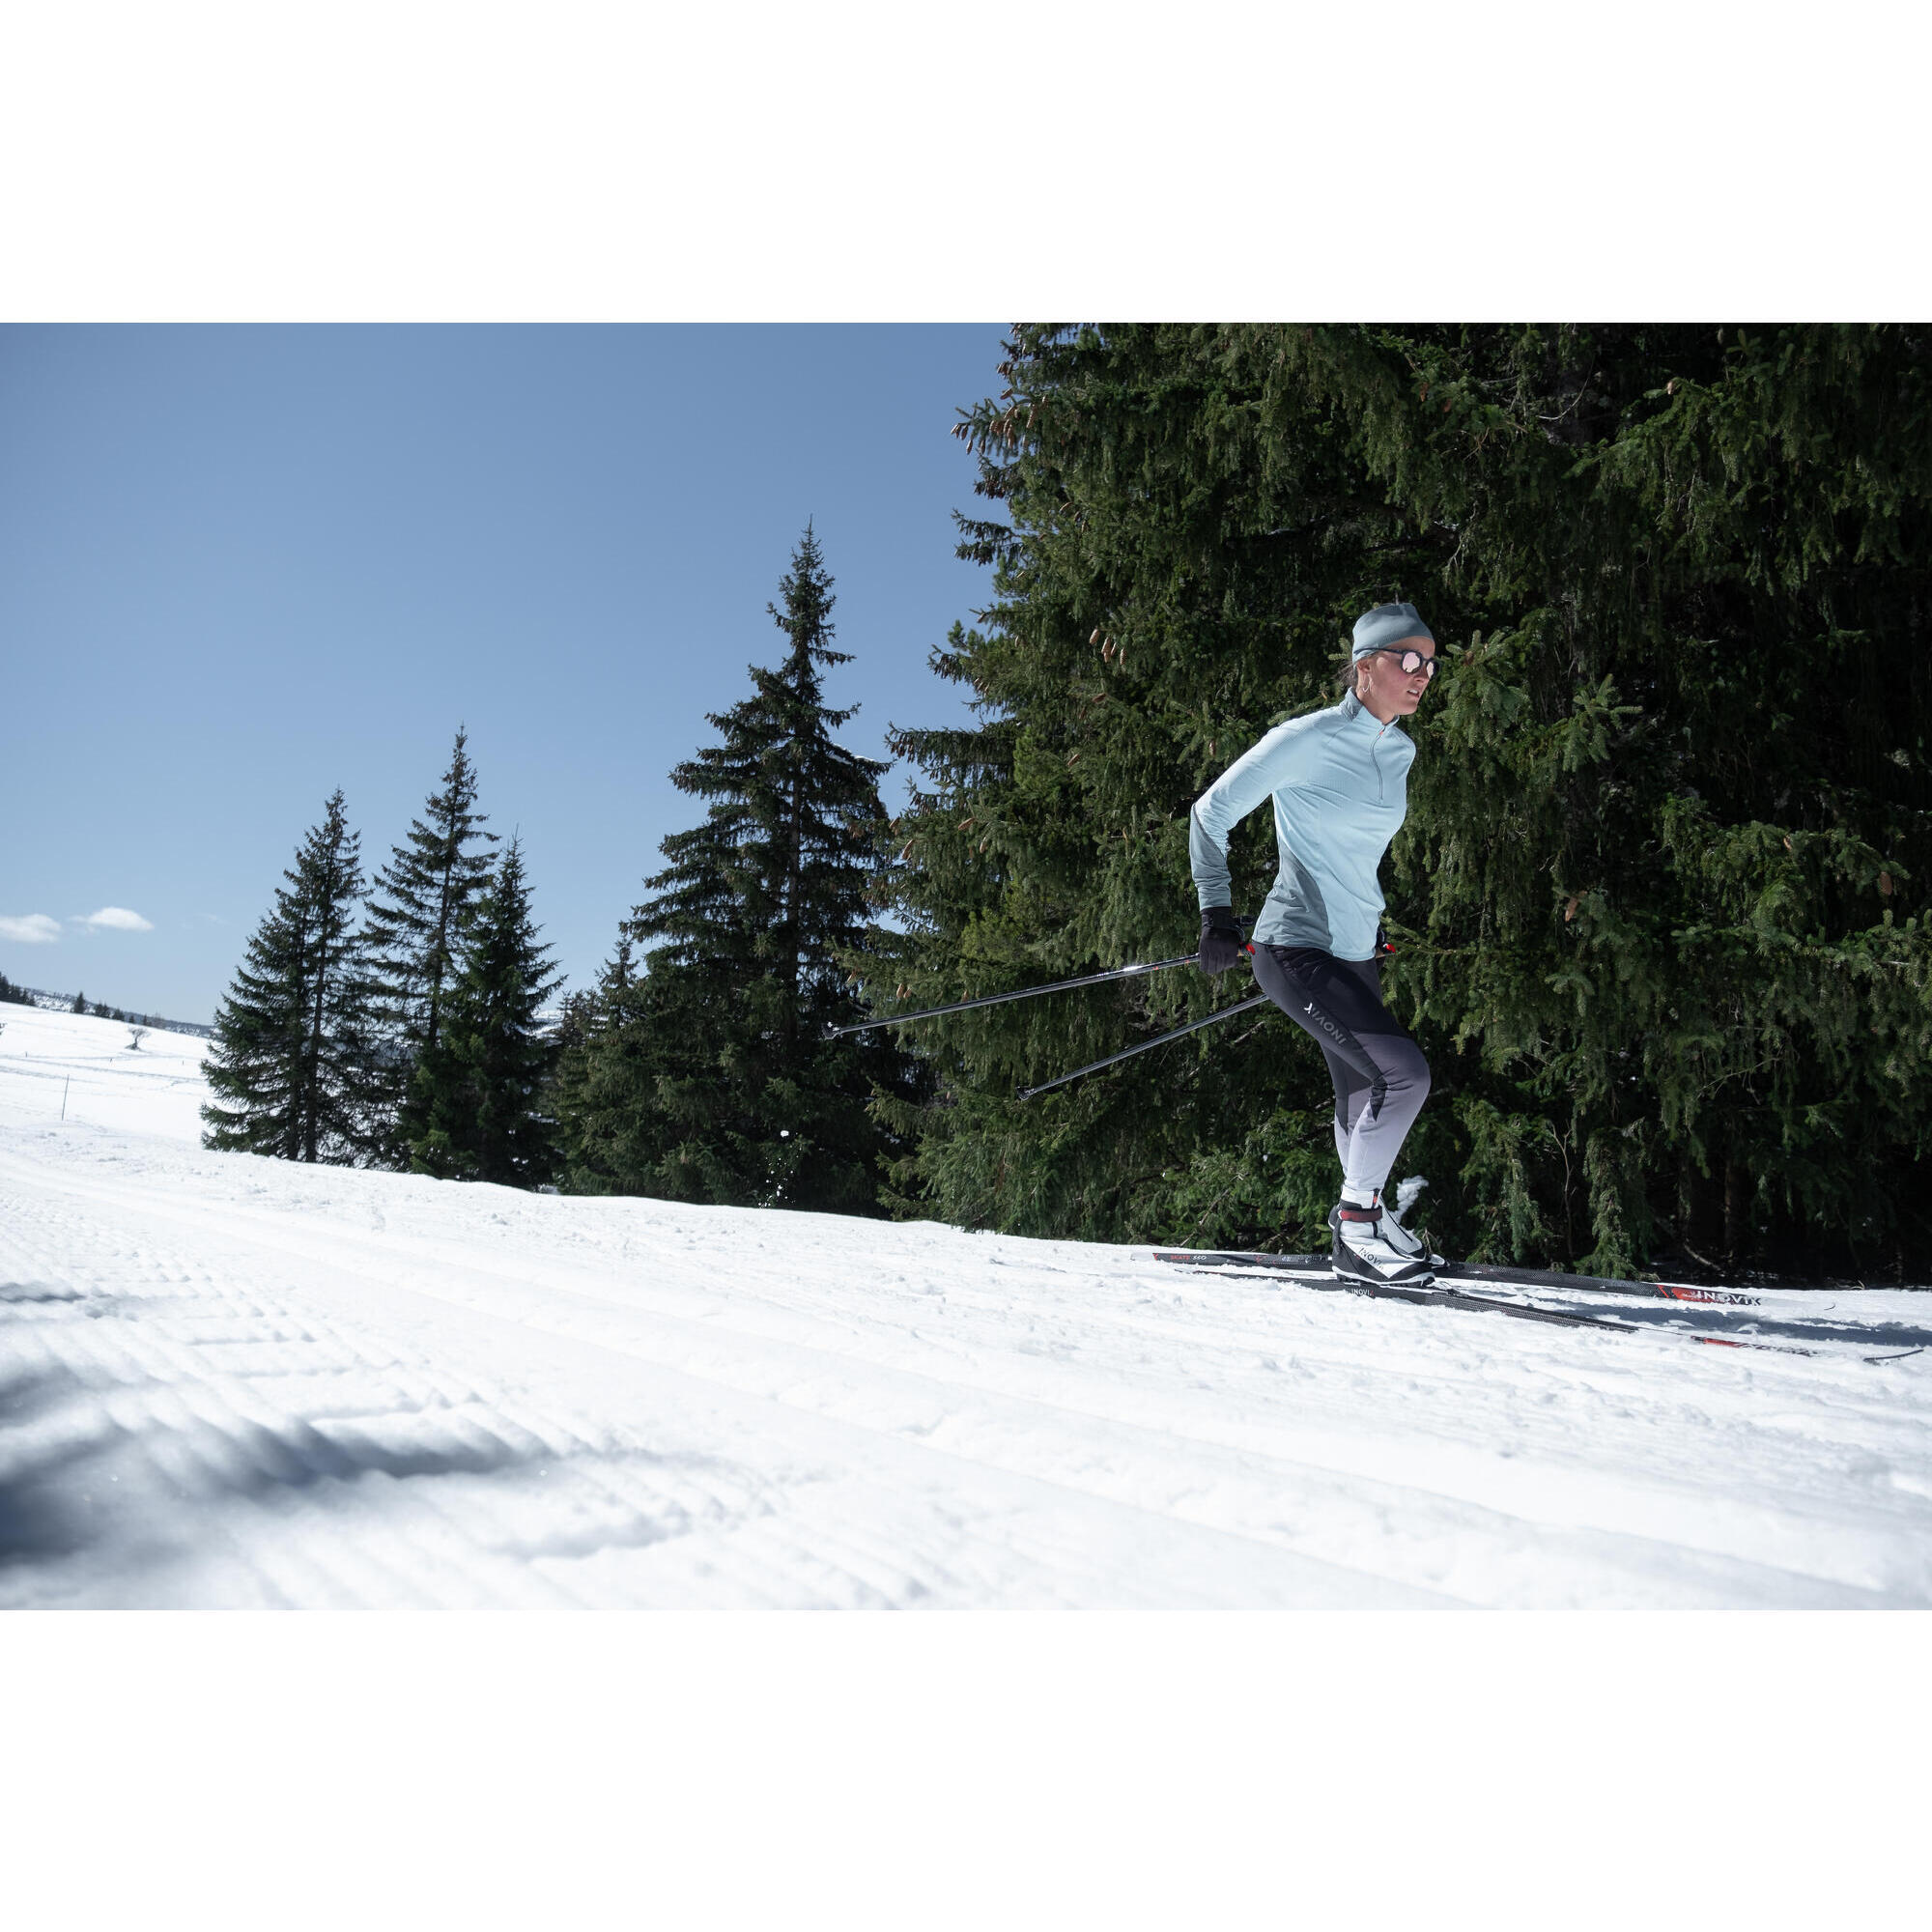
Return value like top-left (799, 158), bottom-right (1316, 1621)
top-left (1151, 1249), bottom-right (1928, 1363)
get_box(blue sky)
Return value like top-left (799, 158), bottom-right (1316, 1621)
top-left (1, 326), bottom-right (1007, 1020)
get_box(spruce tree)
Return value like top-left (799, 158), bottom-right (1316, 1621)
top-left (363, 727), bottom-right (498, 1162)
top-left (876, 325), bottom-right (1932, 1277)
top-left (554, 526), bottom-right (921, 1209)
top-left (547, 938), bottom-right (633, 1144)
top-left (406, 835), bottom-right (562, 1186)
top-left (203, 789), bottom-right (382, 1163)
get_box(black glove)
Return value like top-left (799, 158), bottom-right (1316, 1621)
top-left (1197, 907), bottom-right (1248, 978)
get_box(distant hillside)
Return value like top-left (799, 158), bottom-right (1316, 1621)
top-left (0, 977), bottom-right (213, 1037)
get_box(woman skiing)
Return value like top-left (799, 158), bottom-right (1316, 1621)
top-left (1189, 602), bottom-right (1442, 1287)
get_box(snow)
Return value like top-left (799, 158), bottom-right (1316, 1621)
top-left (0, 999), bottom-right (211, 1140)
top-left (5, 1000), bottom-right (1932, 1608)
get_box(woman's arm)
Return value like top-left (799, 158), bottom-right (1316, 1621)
top-left (1188, 717), bottom-right (1315, 910)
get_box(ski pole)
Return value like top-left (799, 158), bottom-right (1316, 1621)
top-left (828, 952), bottom-right (1202, 1037)
top-left (1017, 992), bottom-right (1272, 1100)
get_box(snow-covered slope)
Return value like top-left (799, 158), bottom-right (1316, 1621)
top-left (4, 1001), bottom-right (1930, 1608)
top-left (0, 999), bottom-right (212, 1140)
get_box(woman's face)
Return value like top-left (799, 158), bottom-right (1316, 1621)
top-left (1358, 638), bottom-right (1437, 721)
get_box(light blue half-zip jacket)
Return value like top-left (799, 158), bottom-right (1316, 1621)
top-left (1189, 690), bottom-right (1414, 962)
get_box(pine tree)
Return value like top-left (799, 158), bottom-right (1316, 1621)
top-left (554, 526), bottom-right (921, 1209)
top-left (876, 326), bottom-right (1932, 1276)
top-left (547, 938), bottom-right (633, 1117)
top-left (547, 938), bottom-right (657, 1186)
top-left (599, 934), bottom-right (637, 998)
top-left (363, 727), bottom-right (498, 1163)
top-left (71, 990), bottom-right (86, 1015)
top-left (203, 789), bottom-right (381, 1163)
top-left (551, 940), bottom-right (634, 1052)
top-left (406, 835), bottom-right (563, 1186)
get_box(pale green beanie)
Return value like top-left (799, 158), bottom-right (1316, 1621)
top-left (1351, 601), bottom-right (1435, 660)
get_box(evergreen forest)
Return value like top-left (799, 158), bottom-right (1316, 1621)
top-left (868, 324), bottom-right (1932, 1279)
top-left (201, 529), bottom-right (919, 1208)
top-left (196, 329), bottom-right (1932, 1281)
top-left (202, 748), bottom-right (557, 1179)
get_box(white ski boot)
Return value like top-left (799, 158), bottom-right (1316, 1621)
top-left (1328, 1193), bottom-right (1445, 1268)
top-left (1329, 1200), bottom-right (1439, 1289)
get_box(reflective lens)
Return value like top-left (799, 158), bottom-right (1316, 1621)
top-left (1377, 647), bottom-right (1437, 679)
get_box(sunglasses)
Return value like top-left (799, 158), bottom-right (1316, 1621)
top-left (1364, 646), bottom-right (1439, 681)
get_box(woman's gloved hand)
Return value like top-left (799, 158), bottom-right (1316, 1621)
top-left (1197, 906), bottom-right (1249, 978)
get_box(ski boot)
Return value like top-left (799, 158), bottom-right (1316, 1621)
top-left (1328, 1192), bottom-right (1444, 1268)
top-left (1329, 1199), bottom-right (1439, 1289)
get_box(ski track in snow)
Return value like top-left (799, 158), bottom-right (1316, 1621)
top-left (4, 1005), bottom-right (1932, 1608)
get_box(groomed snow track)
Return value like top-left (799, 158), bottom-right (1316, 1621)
top-left (5, 1005), bottom-right (1932, 1609)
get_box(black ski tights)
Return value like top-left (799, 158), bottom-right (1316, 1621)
top-left (1249, 945), bottom-right (1431, 1201)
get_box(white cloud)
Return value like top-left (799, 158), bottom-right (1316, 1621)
top-left (0, 913), bottom-right (62, 944)
top-left (76, 906), bottom-right (155, 933)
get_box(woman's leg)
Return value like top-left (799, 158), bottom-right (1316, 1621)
top-left (1328, 1063), bottom-right (1375, 1176)
top-left (1250, 946), bottom-right (1431, 1201)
